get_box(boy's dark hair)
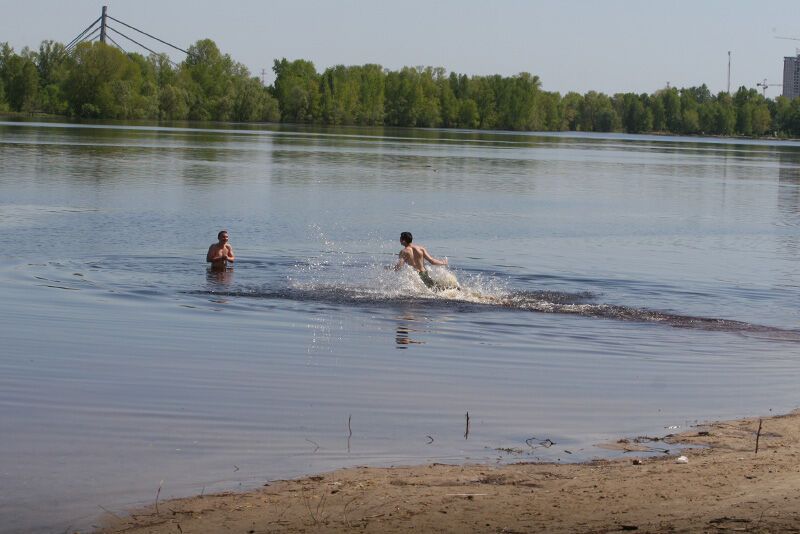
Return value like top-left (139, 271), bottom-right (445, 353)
top-left (400, 231), bottom-right (413, 244)
top-left (218, 230), bottom-right (228, 239)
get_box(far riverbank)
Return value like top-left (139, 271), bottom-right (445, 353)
top-left (3, 113), bottom-right (800, 143)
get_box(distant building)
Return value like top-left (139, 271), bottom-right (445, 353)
top-left (784, 54), bottom-right (800, 99)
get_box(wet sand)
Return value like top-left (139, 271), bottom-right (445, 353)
top-left (98, 410), bottom-right (800, 533)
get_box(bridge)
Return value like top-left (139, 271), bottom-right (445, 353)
top-left (64, 6), bottom-right (191, 65)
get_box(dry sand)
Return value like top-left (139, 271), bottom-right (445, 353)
top-left (99, 410), bottom-right (800, 533)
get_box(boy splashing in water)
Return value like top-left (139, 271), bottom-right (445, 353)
top-left (394, 231), bottom-right (454, 289)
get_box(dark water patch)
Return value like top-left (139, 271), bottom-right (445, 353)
top-left (505, 291), bottom-right (794, 334)
top-left (190, 285), bottom-right (800, 339)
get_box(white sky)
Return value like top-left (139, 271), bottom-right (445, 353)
top-left (2, 0), bottom-right (800, 96)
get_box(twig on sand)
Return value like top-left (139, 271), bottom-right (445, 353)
top-left (301, 486), bottom-right (328, 525)
top-left (98, 505), bottom-right (122, 519)
top-left (465, 412), bottom-right (470, 440)
top-left (755, 419), bottom-right (763, 454)
top-left (155, 480), bottom-right (164, 515)
top-left (426, 435), bottom-right (434, 444)
top-left (342, 496), bottom-right (360, 528)
top-left (755, 504), bottom-right (775, 530)
top-left (347, 415), bottom-right (353, 453)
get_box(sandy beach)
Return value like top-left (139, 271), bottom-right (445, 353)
top-left (98, 410), bottom-right (800, 533)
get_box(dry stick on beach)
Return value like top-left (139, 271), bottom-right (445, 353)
top-left (97, 505), bottom-right (122, 520)
top-left (342, 495), bottom-right (362, 529)
top-left (755, 418), bottom-right (763, 454)
top-left (301, 486), bottom-right (328, 525)
top-left (465, 412), bottom-right (471, 440)
top-left (347, 414), bottom-right (353, 453)
top-left (154, 479), bottom-right (163, 515)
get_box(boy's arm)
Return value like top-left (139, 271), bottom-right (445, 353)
top-left (422, 247), bottom-right (448, 266)
top-left (225, 245), bottom-right (235, 262)
top-left (394, 250), bottom-right (407, 271)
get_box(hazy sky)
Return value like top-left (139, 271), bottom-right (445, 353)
top-left (2, 0), bottom-right (800, 96)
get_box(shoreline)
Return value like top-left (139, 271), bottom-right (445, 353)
top-left (3, 114), bottom-right (799, 142)
top-left (98, 409), bottom-right (800, 533)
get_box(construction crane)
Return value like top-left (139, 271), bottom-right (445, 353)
top-left (756, 78), bottom-right (781, 96)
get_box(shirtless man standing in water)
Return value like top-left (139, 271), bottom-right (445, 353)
top-left (394, 231), bottom-right (449, 289)
top-left (207, 230), bottom-right (235, 271)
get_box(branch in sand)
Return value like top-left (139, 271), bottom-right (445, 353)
top-left (154, 479), bottom-right (163, 515)
top-left (755, 418), bottom-right (763, 454)
top-left (347, 414), bottom-right (352, 453)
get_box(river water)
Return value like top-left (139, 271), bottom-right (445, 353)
top-left (1, 120), bottom-right (799, 532)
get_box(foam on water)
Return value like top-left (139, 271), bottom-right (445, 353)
top-left (196, 258), bottom-right (800, 339)
top-left (21, 252), bottom-right (800, 340)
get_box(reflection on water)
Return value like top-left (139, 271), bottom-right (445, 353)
top-left (206, 267), bottom-right (234, 286)
top-left (2, 120), bottom-right (800, 534)
top-left (777, 150), bottom-right (800, 261)
top-left (395, 314), bottom-right (425, 348)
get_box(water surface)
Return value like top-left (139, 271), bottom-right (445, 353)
top-left (1, 120), bottom-right (799, 532)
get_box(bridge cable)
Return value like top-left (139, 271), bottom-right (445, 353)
top-left (106, 25), bottom-right (180, 67)
top-left (107, 15), bottom-right (192, 56)
top-left (66, 27), bottom-right (102, 53)
top-left (105, 33), bottom-right (128, 55)
top-left (64, 16), bottom-right (102, 51)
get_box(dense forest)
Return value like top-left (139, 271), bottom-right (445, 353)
top-left (3, 38), bottom-right (800, 137)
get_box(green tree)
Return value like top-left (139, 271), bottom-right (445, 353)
top-left (272, 58), bottom-right (320, 123)
top-left (65, 41), bottom-right (141, 118)
top-left (618, 93), bottom-right (651, 133)
top-left (438, 73), bottom-right (459, 127)
top-left (159, 84), bottom-right (189, 120)
top-left (495, 72), bottom-right (542, 130)
top-left (320, 65), bottom-right (361, 125)
top-left (0, 77), bottom-right (7, 111)
top-left (179, 39), bottom-right (248, 121)
top-left (681, 108), bottom-right (700, 134)
top-left (457, 98), bottom-right (479, 128)
top-left (649, 96), bottom-right (666, 131)
top-left (660, 88), bottom-right (682, 132)
top-left (539, 91), bottom-right (562, 131)
top-left (560, 92), bottom-right (582, 130)
top-left (232, 76), bottom-right (280, 122)
top-left (357, 64), bottom-right (384, 125)
top-left (751, 102), bottom-right (772, 136)
top-left (712, 93), bottom-right (736, 135)
top-left (0, 44), bottom-right (39, 112)
top-left (579, 91), bottom-right (616, 131)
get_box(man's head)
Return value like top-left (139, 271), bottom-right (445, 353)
top-left (400, 231), bottom-right (413, 246)
top-left (218, 230), bottom-right (229, 242)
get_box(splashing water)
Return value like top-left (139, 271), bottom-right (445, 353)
top-left (199, 256), bottom-right (800, 339)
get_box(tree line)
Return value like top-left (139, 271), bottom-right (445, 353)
top-left (2, 38), bottom-right (800, 137)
